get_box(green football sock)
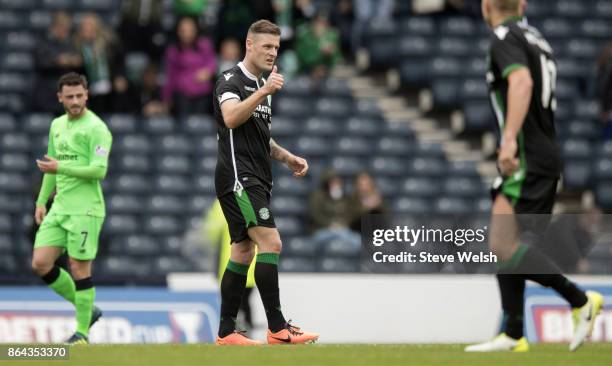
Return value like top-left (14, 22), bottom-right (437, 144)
top-left (42, 266), bottom-right (76, 304)
top-left (74, 278), bottom-right (95, 336)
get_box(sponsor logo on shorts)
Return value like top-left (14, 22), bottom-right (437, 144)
top-left (259, 207), bottom-right (270, 220)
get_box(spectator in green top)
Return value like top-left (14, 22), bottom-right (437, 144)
top-left (173, 0), bottom-right (208, 18)
top-left (295, 12), bottom-right (341, 79)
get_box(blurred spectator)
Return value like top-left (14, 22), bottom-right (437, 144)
top-left (217, 38), bottom-right (242, 76)
top-left (34, 12), bottom-right (82, 114)
top-left (330, 0), bottom-right (355, 57)
top-left (352, 0), bottom-right (394, 51)
top-left (309, 169), bottom-right (353, 232)
top-left (173, 0), bottom-right (208, 18)
top-left (598, 43), bottom-right (612, 139)
top-left (163, 16), bottom-right (217, 118)
top-left (293, 0), bottom-right (317, 26)
top-left (348, 171), bottom-right (388, 232)
top-left (118, 0), bottom-right (165, 60)
top-left (75, 13), bottom-right (128, 114)
top-left (295, 12), bottom-right (341, 79)
top-left (273, 0), bottom-right (295, 46)
top-left (216, 0), bottom-right (257, 49)
top-left (134, 62), bottom-right (168, 117)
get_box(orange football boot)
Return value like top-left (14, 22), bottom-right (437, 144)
top-left (267, 321), bottom-right (319, 344)
top-left (216, 331), bottom-right (262, 345)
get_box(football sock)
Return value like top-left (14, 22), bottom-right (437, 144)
top-left (255, 252), bottom-right (286, 333)
top-left (218, 260), bottom-right (248, 337)
top-left (496, 274), bottom-right (525, 340)
top-left (501, 245), bottom-right (588, 308)
top-left (74, 277), bottom-right (95, 337)
top-left (42, 266), bottom-right (76, 304)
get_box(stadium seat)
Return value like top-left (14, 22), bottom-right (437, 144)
top-left (275, 96), bottom-right (312, 117)
top-left (113, 134), bottom-right (152, 155)
top-left (400, 16), bottom-right (435, 35)
top-left (187, 195), bottom-right (215, 215)
top-left (154, 175), bottom-right (190, 194)
top-left (373, 176), bottom-right (398, 197)
top-left (555, 0), bottom-right (588, 17)
top-left (154, 256), bottom-right (193, 273)
top-left (401, 177), bottom-right (441, 198)
top-left (279, 76), bottom-right (312, 97)
top-left (109, 235), bottom-right (160, 256)
top-left (157, 135), bottom-right (193, 155)
top-left (431, 57), bottom-right (463, 78)
top-left (393, 197), bottom-right (432, 215)
top-left (407, 157), bottom-right (447, 177)
top-left (273, 176), bottom-right (310, 196)
top-left (192, 175), bottom-right (215, 194)
top-left (193, 135), bottom-right (218, 154)
top-left (370, 156), bottom-right (405, 177)
top-left (346, 117), bottom-right (383, 136)
top-left (112, 174), bottom-right (152, 194)
top-left (42, 0), bottom-right (74, 9)
top-left (271, 196), bottom-right (305, 216)
top-left (335, 137), bottom-right (370, 156)
top-left (0, 113), bottom-right (16, 132)
top-left (398, 36), bottom-right (433, 57)
top-left (0, 11), bottom-right (22, 30)
top-left (330, 156), bottom-right (365, 176)
top-left (436, 37), bottom-right (472, 57)
top-left (573, 100), bottom-right (600, 120)
top-left (439, 17), bottom-right (476, 36)
top-left (321, 78), bottom-right (351, 98)
top-left (28, 10), bottom-right (52, 30)
top-left (182, 114), bottom-right (215, 135)
top-left (143, 116), bottom-right (175, 134)
top-left (541, 18), bottom-right (573, 38)
top-left (99, 256), bottom-right (151, 278)
top-left (355, 99), bottom-right (382, 117)
top-left (0, 255), bottom-right (17, 274)
top-left (106, 194), bottom-right (141, 214)
top-left (443, 177), bottom-right (485, 198)
top-left (0, 194), bottom-right (22, 213)
top-left (0, 73), bottom-right (30, 93)
top-left (399, 59), bottom-right (431, 84)
top-left (158, 155), bottom-right (191, 175)
top-left (279, 257), bottom-right (317, 272)
top-left (593, 158), bottom-right (612, 181)
top-left (0, 94), bottom-right (24, 114)
top-left (447, 161), bottom-right (480, 177)
top-left (296, 136), bottom-right (332, 157)
top-left (376, 136), bottom-right (412, 156)
top-left (561, 139), bottom-right (592, 160)
top-left (283, 237), bottom-right (319, 257)
top-left (144, 215), bottom-right (182, 235)
top-left (0, 153), bottom-right (28, 172)
top-left (116, 155), bottom-right (151, 173)
top-left (0, 214), bottom-right (11, 232)
top-left (315, 98), bottom-right (353, 117)
top-left (460, 79), bottom-right (488, 101)
top-left (1, 133), bottom-right (30, 152)
top-left (383, 121), bottom-right (414, 138)
top-left (270, 116), bottom-right (302, 137)
top-left (434, 197), bottom-right (473, 215)
top-left (194, 156), bottom-right (217, 174)
top-left (274, 216), bottom-right (301, 237)
top-left (564, 39), bottom-right (600, 60)
top-left (432, 79), bottom-right (460, 108)
top-left (104, 214), bottom-right (139, 235)
top-left (563, 160), bottom-right (591, 189)
top-left (147, 195), bottom-right (185, 215)
top-left (319, 257), bottom-right (360, 272)
top-left (595, 183), bottom-right (612, 209)
top-left (464, 57), bottom-right (487, 78)
top-left (22, 113), bottom-right (53, 134)
top-left (0, 234), bottom-right (11, 252)
top-left (0, 52), bottom-right (33, 72)
top-left (0, 31), bottom-right (36, 51)
top-left (462, 101), bottom-right (495, 133)
top-left (324, 236), bottom-right (361, 257)
top-left (580, 19), bottom-right (611, 38)
top-left (595, 0), bottom-right (612, 18)
top-left (598, 141), bottom-right (612, 157)
top-left (107, 114), bottom-right (136, 134)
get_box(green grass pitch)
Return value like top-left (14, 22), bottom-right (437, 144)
top-left (14, 344), bottom-right (612, 366)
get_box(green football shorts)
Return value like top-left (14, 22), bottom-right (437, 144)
top-left (34, 211), bottom-right (104, 261)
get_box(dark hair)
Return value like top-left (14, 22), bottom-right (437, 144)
top-left (57, 72), bottom-right (88, 92)
top-left (248, 19), bottom-right (281, 36)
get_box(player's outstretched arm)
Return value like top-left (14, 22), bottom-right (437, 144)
top-left (37, 155), bottom-right (109, 180)
top-left (34, 173), bottom-right (56, 224)
top-left (498, 67), bottom-right (533, 176)
top-left (270, 138), bottom-right (308, 178)
top-left (221, 65), bottom-right (284, 129)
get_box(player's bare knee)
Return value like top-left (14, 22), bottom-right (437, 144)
top-left (259, 240), bottom-right (282, 254)
top-left (230, 241), bottom-right (255, 264)
top-left (31, 257), bottom-right (53, 276)
top-left (68, 259), bottom-right (91, 280)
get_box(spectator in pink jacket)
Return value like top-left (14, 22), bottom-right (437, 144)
top-left (163, 16), bottom-right (217, 118)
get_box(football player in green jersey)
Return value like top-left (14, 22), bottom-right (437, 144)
top-left (31, 72), bottom-right (112, 345)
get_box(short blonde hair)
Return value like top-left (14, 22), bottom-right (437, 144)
top-left (248, 19), bottom-right (281, 37)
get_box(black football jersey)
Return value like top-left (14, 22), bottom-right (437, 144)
top-left (487, 17), bottom-right (561, 178)
top-left (213, 62), bottom-right (273, 196)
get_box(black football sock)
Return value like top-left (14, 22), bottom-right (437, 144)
top-left (496, 274), bottom-right (525, 340)
top-left (218, 260), bottom-right (248, 338)
top-left (255, 252), bottom-right (286, 333)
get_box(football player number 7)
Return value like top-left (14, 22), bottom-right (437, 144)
top-left (540, 54), bottom-right (557, 111)
top-left (80, 231), bottom-right (88, 248)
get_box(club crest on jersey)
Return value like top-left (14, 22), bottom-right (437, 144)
top-left (95, 146), bottom-right (108, 157)
top-left (224, 73), bottom-right (233, 81)
top-left (259, 207), bottom-right (270, 220)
